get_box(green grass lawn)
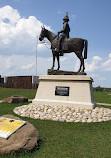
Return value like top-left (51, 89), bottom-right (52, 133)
top-left (0, 102), bottom-right (111, 158)
top-left (0, 87), bottom-right (111, 104)
top-left (94, 91), bottom-right (111, 104)
top-left (0, 88), bottom-right (111, 157)
top-left (0, 87), bottom-right (36, 100)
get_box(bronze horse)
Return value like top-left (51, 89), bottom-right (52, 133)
top-left (39, 27), bottom-right (88, 72)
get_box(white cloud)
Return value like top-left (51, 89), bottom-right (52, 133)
top-left (0, 5), bottom-right (51, 56)
top-left (0, 55), bottom-right (52, 77)
top-left (85, 56), bottom-right (102, 72)
top-left (109, 53), bottom-right (111, 58)
top-left (0, 53), bottom-right (111, 88)
top-left (98, 77), bottom-right (106, 81)
top-left (0, 5), bottom-right (111, 88)
top-left (74, 59), bottom-right (80, 71)
top-left (85, 53), bottom-right (111, 73)
top-left (92, 56), bottom-right (102, 61)
top-left (102, 53), bottom-right (111, 71)
top-left (0, 5), bottom-right (20, 24)
top-left (21, 63), bottom-right (34, 70)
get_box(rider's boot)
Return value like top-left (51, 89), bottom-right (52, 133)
top-left (54, 48), bottom-right (63, 56)
top-left (59, 42), bottom-right (64, 56)
top-left (59, 50), bottom-right (63, 56)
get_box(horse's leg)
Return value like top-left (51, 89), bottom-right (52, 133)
top-left (57, 54), bottom-right (60, 70)
top-left (76, 52), bottom-right (82, 72)
top-left (81, 56), bottom-right (85, 72)
top-left (79, 56), bottom-right (85, 72)
top-left (51, 52), bottom-right (55, 69)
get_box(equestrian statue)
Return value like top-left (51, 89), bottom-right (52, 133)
top-left (39, 12), bottom-right (88, 73)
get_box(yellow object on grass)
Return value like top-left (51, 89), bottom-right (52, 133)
top-left (0, 117), bottom-right (26, 139)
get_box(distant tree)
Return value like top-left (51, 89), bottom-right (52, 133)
top-left (95, 86), bottom-right (103, 92)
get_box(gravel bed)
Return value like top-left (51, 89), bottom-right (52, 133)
top-left (13, 104), bottom-right (111, 123)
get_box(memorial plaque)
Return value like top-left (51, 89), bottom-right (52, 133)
top-left (55, 86), bottom-right (70, 96)
top-left (0, 117), bottom-right (26, 139)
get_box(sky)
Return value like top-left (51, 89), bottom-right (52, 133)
top-left (0, 0), bottom-right (111, 87)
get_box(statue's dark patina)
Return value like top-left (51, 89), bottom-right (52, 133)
top-left (57, 12), bottom-right (70, 56)
top-left (39, 13), bottom-right (88, 74)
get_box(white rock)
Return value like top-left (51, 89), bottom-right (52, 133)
top-left (59, 119), bottom-right (65, 122)
top-left (68, 118), bottom-right (74, 122)
top-left (82, 120), bottom-right (86, 122)
top-left (98, 119), bottom-right (104, 122)
top-left (74, 120), bottom-right (80, 122)
top-left (87, 119), bottom-right (93, 123)
top-left (34, 114), bottom-right (40, 119)
top-left (13, 104), bottom-right (111, 123)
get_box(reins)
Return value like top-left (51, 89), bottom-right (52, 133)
top-left (39, 39), bottom-right (51, 50)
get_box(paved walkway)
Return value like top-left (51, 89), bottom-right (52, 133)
top-left (0, 99), bottom-right (111, 107)
top-left (96, 103), bottom-right (111, 106)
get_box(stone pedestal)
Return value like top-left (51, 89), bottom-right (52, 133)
top-left (32, 75), bottom-right (96, 109)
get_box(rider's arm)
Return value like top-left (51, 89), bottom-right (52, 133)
top-left (58, 23), bottom-right (68, 34)
top-left (58, 29), bottom-right (64, 34)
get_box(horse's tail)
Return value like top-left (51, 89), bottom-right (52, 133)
top-left (84, 39), bottom-right (88, 59)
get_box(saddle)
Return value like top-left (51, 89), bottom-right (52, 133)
top-left (51, 36), bottom-right (69, 52)
top-left (61, 38), bottom-right (68, 51)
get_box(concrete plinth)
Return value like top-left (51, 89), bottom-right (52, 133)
top-left (32, 75), bottom-right (96, 109)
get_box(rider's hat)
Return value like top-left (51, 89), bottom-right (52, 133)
top-left (63, 12), bottom-right (69, 21)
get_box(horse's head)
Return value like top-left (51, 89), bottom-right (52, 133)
top-left (39, 26), bottom-right (46, 41)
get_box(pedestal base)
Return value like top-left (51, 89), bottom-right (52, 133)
top-left (32, 75), bottom-right (96, 109)
top-left (48, 69), bottom-right (87, 75)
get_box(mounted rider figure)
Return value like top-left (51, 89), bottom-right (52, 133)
top-left (57, 12), bottom-right (70, 56)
